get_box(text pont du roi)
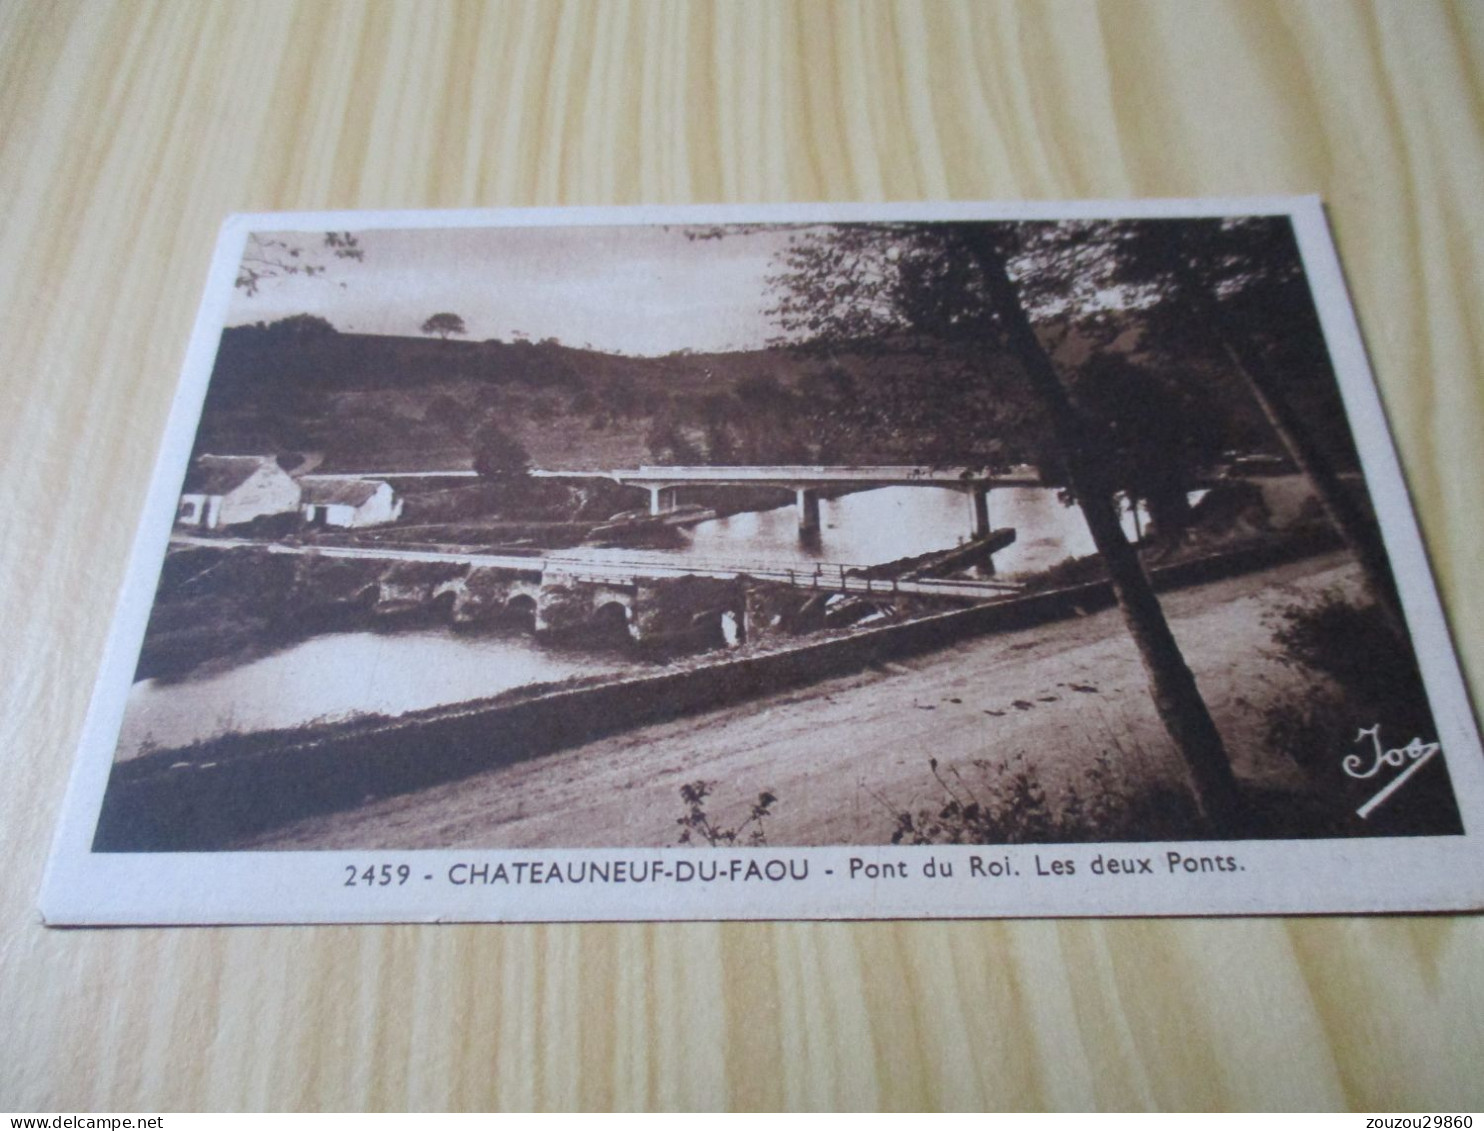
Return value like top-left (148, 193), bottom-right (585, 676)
top-left (849, 851), bottom-right (1243, 880)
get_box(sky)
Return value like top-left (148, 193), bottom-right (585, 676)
top-left (225, 224), bottom-right (801, 355)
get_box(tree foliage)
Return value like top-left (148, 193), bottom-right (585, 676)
top-left (258, 313), bottom-right (338, 340)
top-left (471, 419), bottom-right (531, 483)
top-left (1066, 352), bottom-right (1230, 540)
top-left (767, 223), bottom-right (1071, 469)
top-left (421, 312), bottom-right (468, 340)
top-left (765, 218), bottom-right (1249, 828)
top-left (1085, 216), bottom-right (1401, 622)
top-left (235, 232), bottom-right (364, 296)
top-left (645, 416), bottom-right (703, 464)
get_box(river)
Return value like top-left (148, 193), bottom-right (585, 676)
top-left (572, 484), bottom-right (1150, 576)
top-left (116, 628), bottom-right (634, 762)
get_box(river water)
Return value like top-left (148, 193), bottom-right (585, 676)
top-left (691, 484), bottom-right (1136, 575)
top-left (118, 485), bottom-right (1135, 758)
top-left (572, 484), bottom-right (1145, 576)
top-left (116, 629), bottom-right (635, 762)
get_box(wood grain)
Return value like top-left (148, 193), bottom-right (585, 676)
top-left (2, 0), bottom-right (1481, 1111)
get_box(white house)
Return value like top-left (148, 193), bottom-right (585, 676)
top-left (298, 476), bottom-right (403, 528)
top-left (177, 455), bottom-right (302, 529)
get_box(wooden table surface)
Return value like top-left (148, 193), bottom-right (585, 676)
top-left (3, 0), bottom-right (1482, 1112)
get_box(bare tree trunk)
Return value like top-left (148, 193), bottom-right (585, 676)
top-left (1145, 480), bottom-right (1195, 547)
top-left (1157, 246), bottom-right (1405, 635)
top-left (967, 234), bottom-right (1243, 831)
top-left (1073, 471), bottom-right (1242, 830)
top-left (1210, 317), bottom-right (1407, 638)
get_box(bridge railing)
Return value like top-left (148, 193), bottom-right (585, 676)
top-left (172, 534), bottom-right (1020, 595)
top-left (546, 553), bottom-right (1022, 595)
top-left (549, 552), bottom-right (878, 576)
top-left (617, 465), bottom-right (999, 483)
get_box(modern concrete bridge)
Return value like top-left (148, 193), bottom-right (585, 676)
top-left (312, 464), bottom-right (1043, 540)
top-left (530, 464), bottom-right (1043, 539)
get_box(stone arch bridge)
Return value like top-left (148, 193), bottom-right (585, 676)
top-left (174, 535), bottom-right (1020, 648)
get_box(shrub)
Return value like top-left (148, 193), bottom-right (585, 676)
top-left (675, 780), bottom-right (776, 846)
top-left (1016, 552), bottom-right (1108, 592)
top-left (885, 750), bottom-right (1203, 845)
top-left (471, 420), bottom-right (531, 483)
top-left (1263, 589), bottom-right (1461, 836)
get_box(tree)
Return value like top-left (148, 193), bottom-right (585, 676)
top-left (795, 363), bottom-right (862, 462)
top-left (731, 373), bottom-right (810, 462)
top-left (1066, 351), bottom-right (1234, 544)
top-left (261, 313), bottom-right (338, 340)
top-left (698, 393), bottom-right (740, 464)
top-left (767, 221), bottom-right (1244, 829)
top-left (1094, 217), bottom-right (1406, 632)
top-left (646, 416), bottom-right (703, 463)
top-left (471, 420), bottom-right (531, 483)
top-left (421, 312), bottom-right (468, 340)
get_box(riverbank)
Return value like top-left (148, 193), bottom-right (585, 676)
top-left (245, 552), bottom-right (1373, 850)
top-left (97, 529), bottom-right (1353, 850)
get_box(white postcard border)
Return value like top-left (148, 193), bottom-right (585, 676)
top-left (39, 197), bottom-right (1484, 925)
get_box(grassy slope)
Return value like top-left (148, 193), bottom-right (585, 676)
top-left (196, 328), bottom-right (822, 470)
top-left (191, 325), bottom-right (1051, 472)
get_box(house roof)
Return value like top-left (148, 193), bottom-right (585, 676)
top-left (299, 477), bottom-right (384, 507)
top-left (183, 455), bottom-right (276, 496)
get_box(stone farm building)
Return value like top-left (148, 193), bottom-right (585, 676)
top-left (176, 454), bottom-right (401, 530)
top-left (299, 476), bottom-right (403, 528)
top-left (177, 455), bottom-right (300, 529)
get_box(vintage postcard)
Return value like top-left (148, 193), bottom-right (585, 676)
top-left (40, 198), bottom-right (1484, 923)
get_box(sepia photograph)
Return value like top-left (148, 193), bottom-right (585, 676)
top-left (73, 202), bottom-right (1474, 874)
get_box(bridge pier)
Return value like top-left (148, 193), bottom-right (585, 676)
top-left (796, 487), bottom-right (821, 533)
top-left (968, 485), bottom-right (990, 540)
top-left (648, 485), bottom-right (679, 516)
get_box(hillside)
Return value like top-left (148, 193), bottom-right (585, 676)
top-left (191, 321), bottom-right (1049, 472)
top-left (190, 314), bottom-right (1343, 490)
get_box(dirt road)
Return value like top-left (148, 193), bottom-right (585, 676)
top-left (249, 552), bottom-right (1361, 849)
